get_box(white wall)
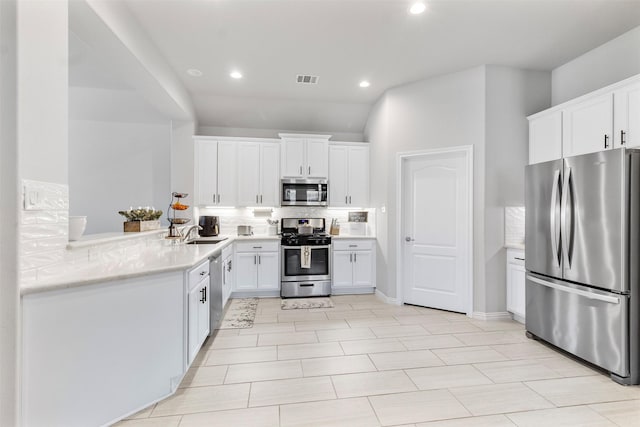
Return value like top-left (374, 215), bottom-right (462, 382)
top-left (198, 125), bottom-right (365, 143)
top-left (171, 120), bottom-right (197, 198)
top-left (69, 120), bottom-right (171, 234)
top-left (484, 65), bottom-right (551, 313)
top-left (365, 66), bottom-right (487, 304)
top-left (0, 1), bottom-right (19, 424)
top-left (552, 25), bottom-right (640, 105)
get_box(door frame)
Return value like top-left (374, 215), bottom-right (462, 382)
top-left (395, 145), bottom-right (474, 316)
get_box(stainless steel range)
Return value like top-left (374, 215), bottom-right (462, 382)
top-left (280, 218), bottom-right (332, 298)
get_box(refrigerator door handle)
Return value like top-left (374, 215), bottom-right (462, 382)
top-left (561, 166), bottom-right (573, 269)
top-left (527, 275), bottom-right (620, 304)
top-left (550, 169), bottom-right (562, 268)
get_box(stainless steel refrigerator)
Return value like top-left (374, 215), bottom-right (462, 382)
top-left (525, 148), bottom-right (639, 385)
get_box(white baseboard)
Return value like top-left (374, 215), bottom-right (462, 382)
top-left (375, 289), bottom-right (401, 305)
top-left (332, 287), bottom-right (375, 295)
top-left (472, 311), bottom-right (512, 321)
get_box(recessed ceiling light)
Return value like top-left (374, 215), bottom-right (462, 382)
top-left (359, 81), bottom-right (370, 88)
top-left (186, 68), bottom-right (203, 77)
top-left (409, 2), bottom-right (427, 15)
top-left (230, 71), bottom-right (243, 79)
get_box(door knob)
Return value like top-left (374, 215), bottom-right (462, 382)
top-left (405, 237), bottom-right (415, 242)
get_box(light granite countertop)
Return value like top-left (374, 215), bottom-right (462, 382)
top-left (21, 234), bottom-right (277, 296)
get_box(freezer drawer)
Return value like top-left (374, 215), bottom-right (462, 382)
top-left (526, 274), bottom-right (629, 378)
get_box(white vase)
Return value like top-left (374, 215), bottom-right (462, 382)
top-left (69, 216), bottom-right (87, 241)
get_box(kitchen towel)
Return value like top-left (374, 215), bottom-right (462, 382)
top-left (301, 246), bottom-right (311, 268)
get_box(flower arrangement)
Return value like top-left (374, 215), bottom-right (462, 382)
top-left (118, 207), bottom-right (163, 222)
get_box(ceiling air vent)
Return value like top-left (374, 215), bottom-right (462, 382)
top-left (296, 75), bottom-right (319, 84)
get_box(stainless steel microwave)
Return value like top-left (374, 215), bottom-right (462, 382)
top-left (281, 179), bottom-right (328, 206)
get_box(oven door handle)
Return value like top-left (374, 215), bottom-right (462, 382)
top-left (282, 245), bottom-right (332, 250)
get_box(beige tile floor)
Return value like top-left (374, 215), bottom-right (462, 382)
top-left (116, 294), bottom-right (640, 427)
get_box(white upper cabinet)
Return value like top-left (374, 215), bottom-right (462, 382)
top-left (614, 81), bottom-right (640, 149)
top-left (562, 93), bottom-right (613, 158)
top-left (528, 111), bottom-right (562, 164)
top-left (195, 140), bottom-right (218, 205)
top-left (279, 134), bottom-right (330, 179)
top-left (237, 142), bottom-right (261, 206)
top-left (194, 139), bottom-right (237, 207)
top-left (195, 137), bottom-right (278, 207)
top-left (528, 74), bottom-right (640, 165)
top-left (237, 142), bottom-right (280, 207)
top-left (329, 143), bottom-right (370, 207)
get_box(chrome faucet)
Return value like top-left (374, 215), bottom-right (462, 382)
top-left (181, 225), bottom-right (202, 242)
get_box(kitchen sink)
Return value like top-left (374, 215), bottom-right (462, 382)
top-left (186, 237), bottom-right (228, 245)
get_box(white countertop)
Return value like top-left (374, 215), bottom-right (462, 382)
top-left (331, 235), bottom-right (376, 240)
top-left (505, 243), bottom-right (525, 251)
top-left (20, 234), bottom-right (278, 296)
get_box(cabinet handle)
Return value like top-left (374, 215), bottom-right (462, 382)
top-left (299, 166), bottom-right (302, 175)
top-left (253, 246), bottom-right (262, 249)
top-left (256, 195), bottom-right (259, 203)
top-left (350, 253), bottom-right (353, 263)
top-left (213, 194), bottom-right (216, 204)
top-left (258, 255), bottom-right (261, 264)
top-left (228, 260), bottom-right (232, 271)
top-left (260, 195), bottom-right (263, 204)
top-left (604, 134), bottom-right (610, 149)
top-left (354, 253), bottom-right (357, 263)
top-left (349, 196), bottom-right (352, 204)
top-left (621, 130), bottom-right (627, 145)
top-left (308, 166), bottom-right (311, 175)
top-left (254, 255), bottom-right (257, 264)
top-left (217, 194), bottom-right (220, 204)
top-left (348, 244), bottom-right (357, 248)
top-left (200, 288), bottom-right (206, 303)
top-left (514, 257), bottom-right (525, 261)
top-left (200, 271), bottom-right (206, 276)
top-left (345, 196), bottom-right (348, 204)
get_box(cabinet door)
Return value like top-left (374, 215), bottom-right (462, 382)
top-left (562, 93), bottom-right (613, 157)
top-left (281, 139), bottom-right (305, 178)
top-left (187, 282), bottom-right (201, 364)
top-left (195, 140), bottom-right (218, 205)
top-left (614, 82), bottom-right (640, 149)
top-left (328, 145), bottom-right (349, 207)
top-left (257, 252), bottom-right (279, 290)
top-left (528, 112), bottom-right (562, 165)
top-left (217, 141), bottom-right (238, 206)
top-left (332, 251), bottom-right (353, 288)
top-left (352, 250), bottom-right (373, 287)
top-left (507, 263), bottom-right (526, 320)
top-left (260, 143), bottom-right (280, 206)
top-left (235, 253), bottom-right (258, 289)
top-left (306, 140), bottom-right (328, 178)
top-left (236, 142), bottom-right (261, 206)
top-left (198, 280), bottom-right (210, 344)
top-left (348, 146), bottom-right (369, 207)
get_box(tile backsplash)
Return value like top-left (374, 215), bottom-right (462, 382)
top-left (195, 206), bottom-right (376, 236)
top-left (19, 180), bottom-right (70, 283)
top-left (505, 206), bottom-right (525, 246)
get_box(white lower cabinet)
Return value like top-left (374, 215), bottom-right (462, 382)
top-left (234, 241), bottom-right (280, 292)
top-left (506, 249), bottom-right (526, 323)
top-left (332, 239), bottom-right (376, 293)
top-left (187, 260), bottom-right (210, 365)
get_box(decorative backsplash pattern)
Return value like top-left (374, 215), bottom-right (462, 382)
top-left (19, 180), bottom-right (70, 283)
top-left (505, 206), bottom-right (525, 246)
top-left (18, 182), bottom-right (376, 286)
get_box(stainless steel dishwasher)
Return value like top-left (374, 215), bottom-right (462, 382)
top-left (209, 253), bottom-right (223, 334)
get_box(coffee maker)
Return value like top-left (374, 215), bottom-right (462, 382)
top-left (198, 216), bottom-right (220, 237)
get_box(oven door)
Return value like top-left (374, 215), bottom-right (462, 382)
top-left (281, 245), bottom-right (331, 282)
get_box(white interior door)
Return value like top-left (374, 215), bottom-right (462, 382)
top-left (402, 151), bottom-right (470, 313)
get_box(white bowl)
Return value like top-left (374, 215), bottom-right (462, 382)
top-left (69, 216), bottom-right (87, 241)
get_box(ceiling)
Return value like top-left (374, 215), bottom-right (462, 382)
top-left (114, 1), bottom-right (640, 133)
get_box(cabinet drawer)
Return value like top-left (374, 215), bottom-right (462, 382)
top-left (188, 260), bottom-right (210, 289)
top-left (235, 241), bottom-right (279, 253)
top-left (333, 239), bottom-right (375, 251)
top-left (507, 249), bottom-right (525, 266)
